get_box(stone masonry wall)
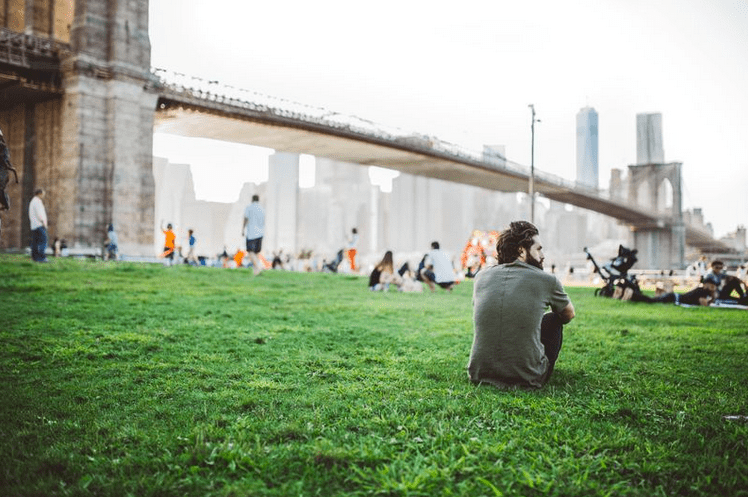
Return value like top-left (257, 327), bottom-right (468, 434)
top-left (58, 72), bottom-right (110, 247)
top-left (56, 72), bottom-right (157, 252)
top-left (34, 99), bottom-right (65, 242)
top-left (0, 105), bottom-right (27, 248)
top-left (0, 99), bottom-right (64, 250)
top-left (0, 0), bottom-right (73, 41)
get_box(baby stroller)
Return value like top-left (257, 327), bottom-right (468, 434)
top-left (584, 245), bottom-right (641, 298)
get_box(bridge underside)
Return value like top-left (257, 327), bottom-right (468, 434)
top-left (155, 106), bottom-right (535, 193)
top-left (0, 73), bottom-right (62, 108)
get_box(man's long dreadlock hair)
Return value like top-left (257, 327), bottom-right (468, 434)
top-left (496, 221), bottom-right (539, 264)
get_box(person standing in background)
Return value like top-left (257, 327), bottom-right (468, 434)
top-left (243, 194), bottom-right (265, 276)
top-left (105, 224), bottom-right (118, 261)
top-left (29, 188), bottom-right (48, 262)
top-left (186, 229), bottom-right (199, 265)
top-left (346, 227), bottom-right (359, 272)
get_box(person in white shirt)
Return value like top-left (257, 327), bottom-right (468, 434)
top-left (28, 188), bottom-right (48, 262)
top-left (242, 194), bottom-right (265, 275)
top-left (420, 241), bottom-right (457, 292)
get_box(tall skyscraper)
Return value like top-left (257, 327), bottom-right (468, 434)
top-left (636, 113), bottom-right (665, 164)
top-left (576, 107), bottom-right (599, 188)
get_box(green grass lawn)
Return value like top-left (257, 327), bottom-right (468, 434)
top-left (1, 254), bottom-right (747, 496)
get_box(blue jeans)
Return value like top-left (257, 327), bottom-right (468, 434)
top-left (31, 227), bottom-right (47, 262)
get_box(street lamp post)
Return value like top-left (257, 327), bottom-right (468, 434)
top-left (528, 104), bottom-right (539, 223)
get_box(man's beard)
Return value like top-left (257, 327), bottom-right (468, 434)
top-left (526, 252), bottom-right (544, 270)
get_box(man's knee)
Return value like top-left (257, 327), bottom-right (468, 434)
top-left (421, 269), bottom-right (436, 283)
top-left (541, 312), bottom-right (564, 353)
top-left (541, 312), bottom-right (564, 332)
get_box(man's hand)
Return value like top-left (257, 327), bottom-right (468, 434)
top-left (557, 302), bottom-right (575, 324)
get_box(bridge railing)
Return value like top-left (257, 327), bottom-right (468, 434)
top-left (0, 28), bottom-right (68, 70)
top-left (153, 68), bottom-right (536, 172)
top-left (155, 68), bottom-right (414, 137)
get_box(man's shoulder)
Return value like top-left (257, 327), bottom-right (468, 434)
top-left (498, 260), bottom-right (540, 273)
top-left (474, 263), bottom-right (516, 283)
top-left (498, 261), bottom-right (559, 282)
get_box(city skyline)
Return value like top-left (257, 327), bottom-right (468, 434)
top-left (149, 0), bottom-right (748, 238)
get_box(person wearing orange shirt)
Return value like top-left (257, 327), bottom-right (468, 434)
top-left (233, 249), bottom-right (246, 268)
top-left (161, 222), bottom-right (176, 265)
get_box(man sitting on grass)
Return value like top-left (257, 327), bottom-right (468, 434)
top-left (419, 241), bottom-right (457, 292)
top-left (707, 260), bottom-right (746, 302)
top-left (467, 221), bottom-right (575, 389)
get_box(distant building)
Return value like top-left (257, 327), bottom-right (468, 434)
top-left (545, 202), bottom-right (588, 256)
top-left (720, 225), bottom-right (746, 253)
top-left (576, 107), bottom-right (599, 188)
top-left (266, 152), bottom-right (300, 255)
top-left (636, 113), bottom-right (665, 164)
top-left (683, 208), bottom-right (707, 231)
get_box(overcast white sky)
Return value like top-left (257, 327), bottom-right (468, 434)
top-left (149, 0), bottom-right (748, 238)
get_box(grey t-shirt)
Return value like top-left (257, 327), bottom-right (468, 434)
top-left (467, 261), bottom-right (570, 388)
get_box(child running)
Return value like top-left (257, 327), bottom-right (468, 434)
top-left (161, 222), bottom-right (176, 265)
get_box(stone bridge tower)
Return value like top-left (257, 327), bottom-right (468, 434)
top-left (627, 162), bottom-right (685, 269)
top-left (0, 0), bottom-right (156, 255)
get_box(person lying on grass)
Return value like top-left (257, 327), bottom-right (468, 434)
top-left (631, 273), bottom-right (748, 306)
top-left (629, 274), bottom-right (719, 306)
top-left (467, 221), bottom-right (575, 389)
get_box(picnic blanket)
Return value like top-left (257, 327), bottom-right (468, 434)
top-left (676, 300), bottom-right (748, 310)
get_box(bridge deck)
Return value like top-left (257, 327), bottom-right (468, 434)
top-left (154, 89), bottom-right (729, 253)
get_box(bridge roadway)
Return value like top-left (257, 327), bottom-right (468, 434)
top-left (152, 70), bottom-right (725, 252)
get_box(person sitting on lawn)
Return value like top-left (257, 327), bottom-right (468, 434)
top-left (467, 221), bottom-right (575, 389)
top-left (419, 241), bottom-right (457, 292)
top-left (369, 250), bottom-right (395, 291)
top-left (707, 260), bottom-right (746, 301)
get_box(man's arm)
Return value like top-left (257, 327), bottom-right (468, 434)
top-left (557, 302), bottom-right (575, 324)
top-left (41, 203), bottom-right (48, 228)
